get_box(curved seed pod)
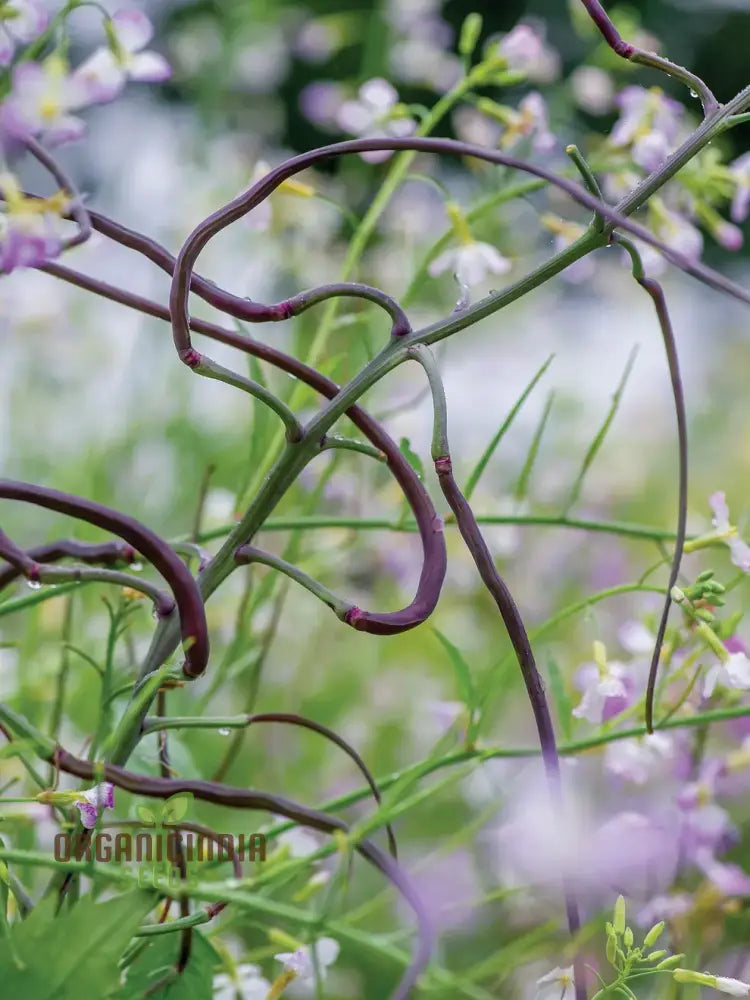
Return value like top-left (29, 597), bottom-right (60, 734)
top-left (0, 481), bottom-right (209, 678)
top-left (39, 262), bottom-right (447, 634)
top-left (0, 538), bottom-right (137, 592)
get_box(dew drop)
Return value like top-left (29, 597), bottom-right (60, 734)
top-left (689, 89), bottom-right (698, 98)
top-left (218, 727), bottom-right (231, 736)
top-left (26, 579), bottom-right (42, 590)
top-left (130, 561), bottom-right (144, 572)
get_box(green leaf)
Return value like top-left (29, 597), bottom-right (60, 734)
top-left (564, 345), bottom-right (638, 513)
top-left (465, 354), bottom-right (554, 501)
top-left (513, 390), bottom-right (555, 503)
top-left (117, 929), bottom-right (219, 999)
top-left (0, 891), bottom-right (154, 998)
top-left (398, 437), bottom-right (424, 482)
top-left (431, 628), bottom-right (475, 710)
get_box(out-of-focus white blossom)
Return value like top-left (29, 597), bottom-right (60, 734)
top-left (74, 9), bottom-right (171, 103)
top-left (336, 78), bottom-right (415, 162)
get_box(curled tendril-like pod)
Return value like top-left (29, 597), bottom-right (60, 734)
top-left (0, 480), bottom-right (209, 678)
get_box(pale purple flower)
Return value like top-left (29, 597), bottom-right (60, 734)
top-left (298, 80), bottom-right (346, 128)
top-left (275, 937), bottom-right (339, 980)
top-left (573, 659), bottom-right (630, 723)
top-left (714, 219), bottom-right (744, 251)
top-left (695, 849), bottom-right (750, 896)
top-left (1, 58), bottom-right (89, 144)
top-left (75, 782), bottom-right (114, 828)
top-left (429, 240), bottom-right (512, 289)
top-left (730, 153), bottom-right (750, 223)
top-left (213, 964), bottom-right (270, 1000)
top-left (336, 77), bottom-right (415, 162)
top-left (499, 91), bottom-right (556, 153)
top-left (636, 892), bottom-right (693, 927)
top-left (651, 202), bottom-right (703, 262)
top-left (678, 768), bottom-right (736, 859)
top-left (0, 0), bottom-right (48, 64)
top-left (605, 733), bottom-right (674, 785)
top-left (0, 173), bottom-right (65, 273)
top-left (495, 769), bottom-right (678, 900)
top-left (497, 23), bottom-right (560, 83)
top-left (610, 86), bottom-right (683, 159)
top-left (536, 967), bottom-right (575, 1000)
top-left (709, 491), bottom-right (750, 572)
top-left (74, 9), bottom-right (171, 104)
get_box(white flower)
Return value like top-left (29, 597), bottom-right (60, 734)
top-left (0, 0), bottom-right (48, 63)
top-left (709, 491), bottom-right (750, 572)
top-left (277, 827), bottom-right (319, 858)
top-left (618, 620), bottom-right (655, 655)
top-left (74, 9), bottom-right (171, 103)
top-left (703, 651), bottom-right (750, 698)
top-left (536, 966), bottom-right (575, 1000)
top-left (336, 77), bottom-right (415, 162)
top-left (570, 66), bottom-right (615, 115)
top-left (716, 977), bottom-right (750, 996)
top-left (213, 963), bottom-right (270, 1000)
top-left (429, 241), bottom-right (511, 289)
top-left (1, 57), bottom-right (89, 144)
top-left (605, 733), bottom-right (673, 784)
top-left (674, 970), bottom-right (750, 996)
top-left (573, 659), bottom-right (629, 724)
top-left (275, 936), bottom-right (340, 981)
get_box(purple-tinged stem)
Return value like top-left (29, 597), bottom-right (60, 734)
top-left (407, 344), bottom-right (584, 1000)
top-left (0, 538), bottom-right (137, 592)
top-left (0, 480), bottom-right (209, 678)
top-left (615, 237), bottom-right (688, 733)
top-left (24, 138), bottom-right (92, 251)
top-left (143, 710), bottom-right (398, 859)
top-left (77, 206), bottom-right (410, 335)
top-left (169, 134), bottom-right (750, 356)
top-left (578, 0), bottom-right (717, 113)
top-left (39, 262), bottom-right (447, 637)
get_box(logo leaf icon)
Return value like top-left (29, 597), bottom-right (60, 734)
top-left (136, 805), bottom-right (156, 825)
top-left (162, 792), bottom-right (192, 824)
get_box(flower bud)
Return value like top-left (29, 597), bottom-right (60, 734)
top-left (459, 13), bottom-right (483, 58)
top-left (613, 894), bottom-right (626, 935)
top-left (643, 921), bottom-right (665, 948)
